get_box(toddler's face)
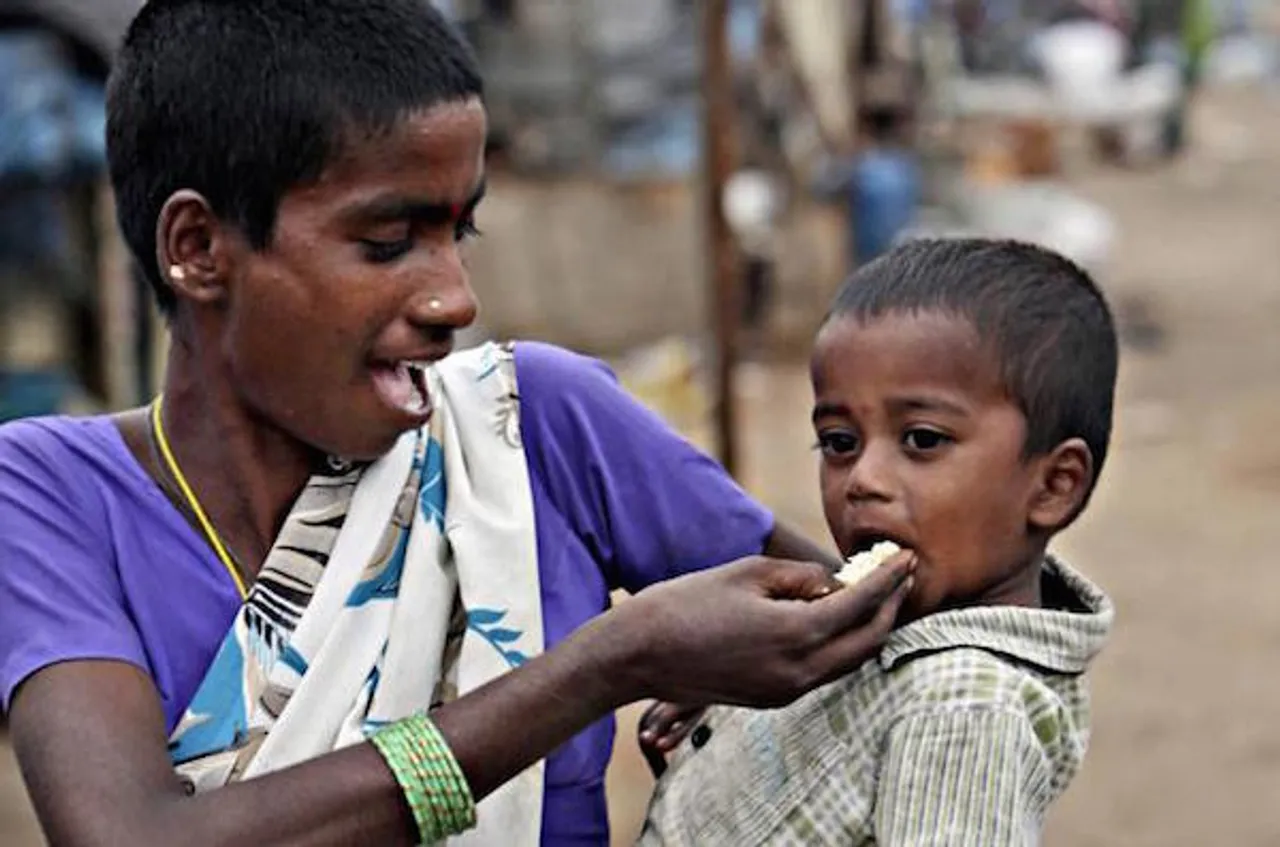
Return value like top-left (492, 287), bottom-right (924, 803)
top-left (811, 311), bottom-right (1043, 620)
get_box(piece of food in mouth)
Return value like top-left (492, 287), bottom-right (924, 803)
top-left (835, 540), bottom-right (903, 587)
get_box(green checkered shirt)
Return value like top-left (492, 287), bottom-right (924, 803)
top-left (640, 557), bottom-right (1113, 846)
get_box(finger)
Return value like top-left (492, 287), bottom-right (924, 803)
top-left (754, 559), bottom-right (841, 601)
top-left (806, 576), bottom-right (844, 601)
top-left (806, 554), bottom-right (916, 637)
top-left (810, 550), bottom-right (917, 601)
top-left (638, 700), bottom-right (666, 731)
top-left (640, 701), bottom-right (689, 740)
top-left (656, 720), bottom-right (690, 751)
top-left (641, 740), bottom-right (669, 779)
top-left (806, 578), bottom-right (911, 688)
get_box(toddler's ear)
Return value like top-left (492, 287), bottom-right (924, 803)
top-left (1028, 438), bottom-right (1094, 533)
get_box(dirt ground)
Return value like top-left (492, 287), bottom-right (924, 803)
top-left (4, 88), bottom-right (1280, 845)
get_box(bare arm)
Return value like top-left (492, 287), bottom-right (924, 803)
top-left (12, 636), bottom-right (624, 847)
top-left (765, 521), bottom-right (843, 571)
top-left (10, 555), bottom-right (911, 847)
top-left (12, 664), bottom-right (415, 847)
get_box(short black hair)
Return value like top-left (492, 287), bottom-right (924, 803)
top-left (107, 0), bottom-right (484, 312)
top-left (827, 238), bottom-right (1118, 500)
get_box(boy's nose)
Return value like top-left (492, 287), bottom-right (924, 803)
top-left (845, 443), bottom-right (895, 503)
top-left (405, 249), bottom-right (479, 331)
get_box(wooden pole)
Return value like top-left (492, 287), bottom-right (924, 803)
top-left (701, 0), bottom-right (740, 476)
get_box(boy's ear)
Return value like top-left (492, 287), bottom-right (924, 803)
top-left (156, 189), bottom-right (237, 307)
top-left (1027, 438), bottom-right (1094, 534)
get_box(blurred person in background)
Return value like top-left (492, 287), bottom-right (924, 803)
top-left (0, 2), bottom-right (914, 845)
top-left (724, 157), bottom-right (784, 344)
top-left (1130, 0), bottom-right (1217, 156)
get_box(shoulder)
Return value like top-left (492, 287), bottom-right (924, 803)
top-left (0, 415), bottom-right (116, 487)
top-left (510, 340), bottom-right (656, 448)
top-left (0, 418), bottom-right (156, 713)
top-left (892, 647), bottom-right (1037, 706)
top-left (774, 646), bottom-right (1065, 757)
top-left (0, 414), bottom-right (145, 539)
top-left (0, 414), bottom-right (78, 459)
top-left (0, 414), bottom-right (135, 532)
top-left (887, 647), bottom-right (1089, 761)
top-left (891, 647), bottom-right (1060, 715)
top-left (512, 341), bottom-right (617, 399)
top-left (0, 412), bottom-right (117, 453)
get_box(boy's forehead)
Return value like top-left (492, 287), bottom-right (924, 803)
top-left (324, 99), bottom-right (487, 176)
top-left (811, 310), bottom-right (1001, 399)
top-left (286, 100), bottom-right (488, 212)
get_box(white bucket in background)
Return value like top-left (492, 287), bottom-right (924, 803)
top-left (1034, 21), bottom-right (1127, 120)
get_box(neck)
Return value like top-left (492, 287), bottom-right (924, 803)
top-left (158, 334), bottom-right (317, 579)
top-left (976, 560), bottom-right (1044, 609)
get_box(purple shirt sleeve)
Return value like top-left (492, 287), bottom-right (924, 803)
top-left (0, 420), bottom-right (148, 711)
top-left (515, 342), bottom-right (775, 594)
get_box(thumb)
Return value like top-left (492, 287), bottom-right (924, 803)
top-left (806, 553), bottom-right (916, 636)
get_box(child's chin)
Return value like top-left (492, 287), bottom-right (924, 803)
top-left (894, 587), bottom-right (935, 628)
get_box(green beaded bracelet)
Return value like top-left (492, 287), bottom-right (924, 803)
top-left (380, 729), bottom-right (449, 837)
top-left (372, 714), bottom-right (477, 842)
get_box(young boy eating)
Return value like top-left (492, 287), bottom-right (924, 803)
top-left (640, 238), bottom-right (1117, 845)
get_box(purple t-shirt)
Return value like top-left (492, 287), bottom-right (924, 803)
top-left (0, 341), bottom-right (772, 846)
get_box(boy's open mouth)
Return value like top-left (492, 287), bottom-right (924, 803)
top-left (846, 530), bottom-right (912, 558)
top-left (370, 360), bottom-right (434, 418)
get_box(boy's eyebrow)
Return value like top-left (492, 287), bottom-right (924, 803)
top-left (886, 396), bottom-right (971, 416)
top-left (346, 179), bottom-right (487, 225)
top-left (811, 396), bottom-right (972, 423)
top-left (811, 402), bottom-right (847, 423)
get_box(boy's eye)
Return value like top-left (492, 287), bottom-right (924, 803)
top-left (815, 430), bottom-right (860, 459)
top-left (902, 427), bottom-right (952, 453)
top-left (360, 236), bottom-right (414, 264)
top-left (359, 215), bottom-right (479, 263)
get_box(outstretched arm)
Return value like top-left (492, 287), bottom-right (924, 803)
top-left (11, 555), bottom-right (912, 847)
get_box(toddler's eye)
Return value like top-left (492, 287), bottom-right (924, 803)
top-left (815, 431), bottom-right (860, 458)
top-left (903, 428), bottom-right (952, 453)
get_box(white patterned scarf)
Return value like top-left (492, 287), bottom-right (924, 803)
top-left (167, 342), bottom-right (544, 846)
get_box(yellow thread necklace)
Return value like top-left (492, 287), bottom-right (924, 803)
top-left (151, 397), bottom-right (249, 599)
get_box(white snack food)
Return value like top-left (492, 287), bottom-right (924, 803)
top-left (835, 540), bottom-right (903, 587)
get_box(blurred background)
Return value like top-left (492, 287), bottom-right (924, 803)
top-left (2, 0), bottom-right (1280, 844)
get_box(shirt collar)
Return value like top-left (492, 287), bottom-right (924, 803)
top-left (878, 556), bottom-right (1114, 675)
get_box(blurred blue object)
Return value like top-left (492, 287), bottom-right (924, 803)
top-left (0, 368), bottom-right (72, 422)
top-left (892, 0), bottom-right (932, 25)
top-left (728, 0), bottom-right (762, 64)
top-left (71, 79), bottom-right (108, 171)
top-left (0, 187), bottom-right (71, 269)
top-left (0, 29), bottom-right (107, 273)
top-left (601, 100), bottom-right (701, 180)
top-left (0, 31), bottom-right (75, 182)
top-left (0, 29), bottom-right (107, 185)
top-left (850, 149), bottom-right (922, 265)
top-left (1144, 35), bottom-right (1189, 70)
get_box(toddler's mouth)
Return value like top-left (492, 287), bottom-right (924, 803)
top-left (836, 537), bottom-right (912, 587)
top-left (845, 530), bottom-right (912, 559)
